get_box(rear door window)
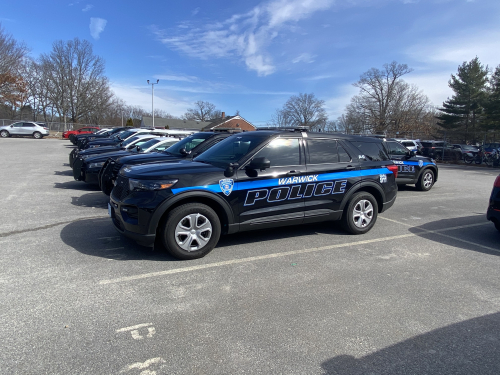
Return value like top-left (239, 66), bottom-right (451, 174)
top-left (348, 141), bottom-right (389, 161)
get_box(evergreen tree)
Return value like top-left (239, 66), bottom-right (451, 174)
top-left (126, 118), bottom-right (133, 127)
top-left (483, 65), bottom-right (500, 131)
top-left (437, 57), bottom-right (488, 136)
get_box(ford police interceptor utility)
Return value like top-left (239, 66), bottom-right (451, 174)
top-left (109, 129), bottom-right (399, 260)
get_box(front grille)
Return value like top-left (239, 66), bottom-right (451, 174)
top-left (112, 162), bottom-right (122, 175)
top-left (69, 149), bottom-right (77, 167)
top-left (112, 175), bottom-right (130, 201)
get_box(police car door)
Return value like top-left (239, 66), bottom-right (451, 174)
top-left (304, 138), bottom-right (358, 222)
top-left (236, 136), bottom-right (306, 232)
top-left (386, 141), bottom-right (416, 182)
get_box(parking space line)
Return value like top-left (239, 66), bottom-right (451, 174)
top-left (116, 323), bottom-right (153, 333)
top-left (396, 193), bottom-right (451, 199)
top-left (99, 221), bottom-right (491, 285)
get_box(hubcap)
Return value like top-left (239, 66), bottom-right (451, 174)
top-left (352, 199), bottom-right (373, 228)
top-left (174, 213), bottom-right (212, 252)
top-left (423, 173), bottom-right (433, 188)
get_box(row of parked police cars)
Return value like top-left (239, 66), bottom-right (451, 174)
top-left (64, 126), bottom-right (459, 260)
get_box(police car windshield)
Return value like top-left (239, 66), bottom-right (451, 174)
top-left (194, 133), bottom-right (270, 168)
top-left (121, 135), bottom-right (141, 146)
top-left (163, 133), bottom-right (213, 156)
top-left (139, 138), bottom-right (163, 149)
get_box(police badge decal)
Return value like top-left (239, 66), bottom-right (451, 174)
top-left (418, 159), bottom-right (424, 167)
top-left (219, 179), bottom-right (234, 196)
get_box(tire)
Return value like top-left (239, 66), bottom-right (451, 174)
top-left (416, 169), bottom-right (434, 191)
top-left (475, 155), bottom-right (482, 165)
top-left (0, 130), bottom-right (9, 138)
top-left (161, 203), bottom-right (221, 260)
top-left (341, 192), bottom-right (378, 234)
top-left (464, 155), bottom-right (474, 164)
top-left (33, 131), bottom-right (42, 139)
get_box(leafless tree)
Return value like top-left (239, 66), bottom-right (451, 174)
top-left (183, 101), bottom-right (219, 121)
top-left (0, 24), bottom-right (28, 76)
top-left (282, 93), bottom-right (328, 130)
top-left (267, 108), bottom-right (293, 127)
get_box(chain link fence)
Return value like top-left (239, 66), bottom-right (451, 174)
top-left (0, 119), bottom-right (116, 134)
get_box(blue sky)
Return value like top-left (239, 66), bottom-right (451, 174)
top-left (2, 0), bottom-right (500, 125)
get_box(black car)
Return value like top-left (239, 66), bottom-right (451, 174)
top-left (383, 139), bottom-right (438, 191)
top-left (72, 137), bottom-right (179, 184)
top-left (487, 174), bottom-right (500, 231)
top-left (99, 131), bottom-right (233, 195)
top-left (420, 141), bottom-right (461, 161)
top-left (72, 127), bottom-right (126, 145)
top-left (108, 129), bottom-right (398, 260)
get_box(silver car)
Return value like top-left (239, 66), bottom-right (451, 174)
top-left (0, 121), bottom-right (50, 139)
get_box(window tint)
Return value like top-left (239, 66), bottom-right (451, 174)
top-left (338, 144), bottom-right (351, 162)
top-left (23, 123), bottom-right (35, 127)
top-left (401, 141), bottom-right (414, 147)
top-left (254, 138), bottom-right (301, 167)
top-left (164, 133), bottom-right (213, 156)
top-left (12, 122), bottom-right (22, 127)
top-left (307, 139), bottom-right (338, 164)
top-left (386, 141), bottom-right (408, 156)
top-left (348, 141), bottom-right (389, 161)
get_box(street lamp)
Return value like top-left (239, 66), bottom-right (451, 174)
top-left (147, 79), bottom-right (159, 128)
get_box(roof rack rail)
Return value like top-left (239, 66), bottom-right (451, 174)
top-left (256, 126), bottom-right (309, 132)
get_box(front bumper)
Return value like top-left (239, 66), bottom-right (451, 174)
top-left (84, 169), bottom-right (100, 184)
top-left (109, 198), bottom-right (156, 247)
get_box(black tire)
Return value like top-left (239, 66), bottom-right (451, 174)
top-left (464, 155), bottom-right (474, 164)
top-left (341, 192), bottom-right (378, 234)
top-left (33, 131), bottom-right (42, 139)
top-left (495, 221), bottom-right (500, 232)
top-left (161, 203), bottom-right (221, 260)
top-left (416, 169), bottom-right (435, 191)
top-left (0, 130), bottom-right (10, 138)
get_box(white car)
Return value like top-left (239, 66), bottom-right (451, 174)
top-left (395, 139), bottom-right (422, 154)
top-left (0, 121), bottom-right (50, 139)
top-left (135, 136), bottom-right (181, 152)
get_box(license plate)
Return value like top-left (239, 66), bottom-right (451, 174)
top-left (108, 203), bottom-right (112, 217)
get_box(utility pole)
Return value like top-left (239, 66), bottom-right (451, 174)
top-left (147, 79), bottom-right (159, 128)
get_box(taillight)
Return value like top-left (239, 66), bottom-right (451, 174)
top-left (494, 175), bottom-right (500, 188)
top-left (387, 165), bottom-right (398, 179)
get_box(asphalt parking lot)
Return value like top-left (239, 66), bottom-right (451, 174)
top-left (1, 137), bottom-right (500, 374)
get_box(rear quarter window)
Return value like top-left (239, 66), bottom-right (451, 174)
top-left (348, 141), bottom-right (389, 161)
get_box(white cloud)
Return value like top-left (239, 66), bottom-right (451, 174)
top-left (152, 0), bottom-right (335, 76)
top-left (292, 53), bottom-right (315, 64)
top-left (155, 74), bottom-right (199, 83)
top-left (89, 18), bottom-right (107, 40)
top-left (82, 4), bottom-right (93, 12)
top-left (323, 84), bottom-right (359, 119)
top-left (192, 7), bottom-right (200, 16)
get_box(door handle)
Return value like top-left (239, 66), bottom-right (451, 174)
top-left (286, 170), bottom-right (302, 176)
top-left (345, 165), bottom-right (355, 170)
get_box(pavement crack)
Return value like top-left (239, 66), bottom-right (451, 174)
top-left (0, 215), bottom-right (108, 238)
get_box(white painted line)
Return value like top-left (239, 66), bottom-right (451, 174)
top-left (120, 357), bottom-right (166, 373)
top-left (116, 323), bottom-right (153, 333)
top-left (396, 193), bottom-right (451, 199)
top-left (99, 221), bottom-right (496, 285)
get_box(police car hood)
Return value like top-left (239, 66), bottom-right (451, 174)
top-left (116, 152), bottom-right (183, 165)
top-left (84, 150), bottom-right (133, 163)
top-left (87, 139), bottom-right (119, 146)
top-left (122, 160), bottom-right (221, 179)
top-left (79, 145), bottom-right (120, 156)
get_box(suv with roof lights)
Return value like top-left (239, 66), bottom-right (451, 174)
top-left (108, 129), bottom-right (398, 260)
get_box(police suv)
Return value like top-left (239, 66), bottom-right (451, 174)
top-left (383, 139), bottom-right (438, 191)
top-left (109, 129), bottom-right (399, 260)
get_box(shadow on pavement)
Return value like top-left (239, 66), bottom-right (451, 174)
top-left (54, 180), bottom-right (101, 191)
top-left (54, 170), bottom-right (74, 176)
top-left (71, 192), bottom-right (109, 209)
top-left (60, 217), bottom-right (178, 261)
top-left (408, 215), bottom-right (500, 256)
top-left (321, 312), bottom-right (500, 375)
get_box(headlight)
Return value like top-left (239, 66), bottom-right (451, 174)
top-left (88, 161), bottom-right (105, 169)
top-left (81, 155), bottom-right (91, 159)
top-left (128, 179), bottom-right (178, 191)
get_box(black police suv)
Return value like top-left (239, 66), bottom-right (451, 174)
top-left (487, 174), bottom-right (500, 231)
top-left (99, 131), bottom-right (233, 195)
top-left (72, 137), bottom-right (179, 184)
top-left (72, 127), bottom-right (126, 145)
top-left (108, 129), bottom-right (399, 260)
top-left (383, 139), bottom-right (438, 191)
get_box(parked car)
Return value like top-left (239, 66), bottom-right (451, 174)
top-left (486, 174), bottom-right (500, 232)
top-left (72, 127), bottom-right (127, 145)
top-left (0, 121), bottom-right (49, 139)
top-left (452, 144), bottom-right (480, 163)
top-left (108, 129), bottom-right (398, 259)
top-left (63, 126), bottom-right (100, 139)
top-left (420, 141), bottom-right (461, 161)
top-left (395, 139), bottom-right (423, 154)
top-left (383, 139), bottom-right (438, 191)
top-left (79, 129), bottom-right (151, 150)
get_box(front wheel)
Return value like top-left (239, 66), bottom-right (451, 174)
top-left (33, 131), bottom-right (42, 139)
top-left (161, 203), bottom-right (221, 260)
top-left (416, 170), bottom-right (435, 191)
top-left (0, 130), bottom-right (10, 138)
top-left (464, 154), bottom-right (474, 164)
top-left (341, 192), bottom-right (378, 234)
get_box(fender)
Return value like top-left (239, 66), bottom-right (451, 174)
top-left (147, 190), bottom-right (236, 234)
top-left (339, 180), bottom-right (386, 212)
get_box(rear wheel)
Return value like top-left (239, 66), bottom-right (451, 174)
top-left (463, 154), bottom-right (474, 164)
top-left (341, 192), bottom-right (378, 234)
top-left (416, 170), bottom-right (434, 191)
top-left (161, 203), bottom-right (221, 260)
top-left (33, 131), bottom-right (42, 139)
top-left (0, 130), bottom-right (9, 138)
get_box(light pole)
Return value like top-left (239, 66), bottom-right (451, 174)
top-left (147, 79), bottom-right (159, 128)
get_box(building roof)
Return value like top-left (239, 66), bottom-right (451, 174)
top-left (202, 115), bottom-right (256, 131)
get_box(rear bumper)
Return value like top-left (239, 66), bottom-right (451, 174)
top-left (381, 193), bottom-right (397, 213)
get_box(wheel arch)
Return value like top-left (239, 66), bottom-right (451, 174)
top-left (339, 181), bottom-right (385, 214)
top-left (149, 191), bottom-right (235, 236)
top-left (418, 165), bottom-right (438, 182)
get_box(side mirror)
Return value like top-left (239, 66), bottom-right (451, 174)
top-left (248, 157), bottom-right (271, 171)
top-left (405, 150), bottom-right (416, 158)
top-left (180, 148), bottom-right (191, 156)
top-left (136, 146), bottom-right (141, 152)
top-left (224, 163), bottom-right (239, 177)
top-left (10, 125), bottom-right (13, 128)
